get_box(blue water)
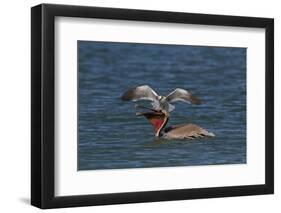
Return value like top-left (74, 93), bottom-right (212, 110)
top-left (78, 41), bottom-right (246, 170)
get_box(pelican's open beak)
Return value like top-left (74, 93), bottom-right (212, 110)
top-left (134, 105), bottom-right (168, 136)
top-left (136, 111), bottom-right (164, 116)
top-left (135, 104), bottom-right (169, 117)
top-left (135, 104), bottom-right (160, 117)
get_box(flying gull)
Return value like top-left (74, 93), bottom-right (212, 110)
top-left (121, 85), bottom-right (201, 113)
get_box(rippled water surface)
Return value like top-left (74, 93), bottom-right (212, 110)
top-left (78, 41), bottom-right (246, 170)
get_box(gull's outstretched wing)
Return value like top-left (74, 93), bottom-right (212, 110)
top-left (121, 85), bottom-right (159, 103)
top-left (166, 88), bottom-right (201, 105)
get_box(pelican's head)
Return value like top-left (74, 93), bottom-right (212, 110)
top-left (135, 105), bottom-right (169, 137)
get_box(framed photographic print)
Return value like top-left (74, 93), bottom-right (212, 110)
top-left (31, 3), bottom-right (274, 209)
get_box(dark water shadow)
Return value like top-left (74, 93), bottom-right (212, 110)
top-left (19, 197), bottom-right (30, 205)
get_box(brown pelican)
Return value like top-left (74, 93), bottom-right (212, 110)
top-left (135, 106), bottom-right (215, 139)
top-left (121, 85), bottom-right (201, 112)
top-left (121, 86), bottom-right (215, 140)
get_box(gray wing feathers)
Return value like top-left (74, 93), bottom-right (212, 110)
top-left (166, 88), bottom-right (201, 105)
top-left (168, 103), bottom-right (175, 112)
top-left (121, 85), bottom-right (158, 102)
top-left (164, 124), bottom-right (215, 140)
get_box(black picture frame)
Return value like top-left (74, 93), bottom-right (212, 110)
top-left (31, 3), bottom-right (274, 209)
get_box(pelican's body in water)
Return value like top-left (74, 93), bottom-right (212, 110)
top-left (137, 110), bottom-right (214, 140)
top-left (121, 85), bottom-right (215, 140)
